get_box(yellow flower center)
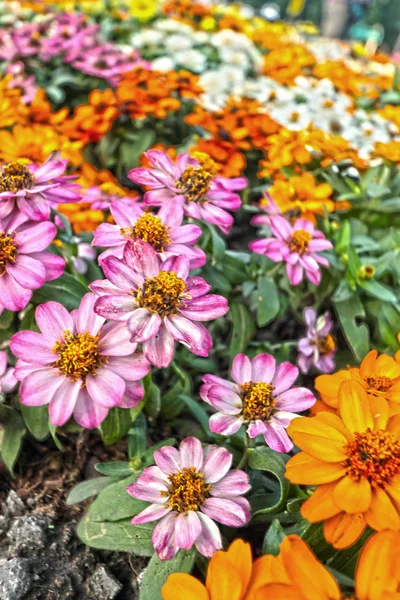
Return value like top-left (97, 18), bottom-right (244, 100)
top-left (288, 229), bottom-right (312, 255)
top-left (53, 330), bottom-right (104, 381)
top-left (137, 270), bottom-right (186, 317)
top-left (358, 265), bottom-right (375, 280)
top-left (162, 467), bottom-right (212, 513)
top-left (0, 233), bottom-right (17, 275)
top-left (366, 375), bottom-right (393, 393)
top-left (345, 429), bottom-right (400, 487)
top-left (241, 381), bottom-right (276, 421)
top-left (176, 166), bottom-right (213, 203)
top-left (316, 334), bottom-right (335, 356)
top-left (121, 213), bottom-right (172, 253)
top-left (191, 151), bottom-right (218, 176)
top-left (0, 161), bottom-right (34, 193)
top-left (290, 111), bottom-right (300, 122)
top-left (323, 99), bottom-right (334, 109)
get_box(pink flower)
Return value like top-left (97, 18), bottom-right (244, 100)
top-left (200, 353), bottom-right (316, 452)
top-left (129, 150), bottom-right (246, 234)
top-left (89, 239), bottom-right (229, 368)
top-left (0, 351), bottom-right (18, 394)
top-left (93, 199), bottom-right (205, 268)
top-left (10, 293), bottom-right (150, 428)
top-left (0, 211), bottom-right (65, 313)
top-left (250, 191), bottom-right (281, 229)
top-left (249, 216), bottom-right (333, 286)
top-left (72, 44), bottom-right (142, 86)
top-left (128, 436), bottom-right (251, 560)
top-left (297, 307), bottom-right (336, 374)
top-left (0, 152), bottom-right (82, 221)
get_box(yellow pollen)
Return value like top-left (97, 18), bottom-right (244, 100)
top-left (100, 182), bottom-right (125, 197)
top-left (323, 99), bottom-right (334, 109)
top-left (162, 467), bottom-right (212, 513)
top-left (366, 375), bottom-right (393, 393)
top-left (241, 381), bottom-right (276, 422)
top-left (52, 330), bottom-right (104, 381)
top-left (288, 229), bottom-right (312, 255)
top-left (120, 213), bottom-right (171, 253)
top-left (137, 270), bottom-right (186, 317)
top-left (316, 334), bottom-right (335, 356)
top-left (191, 151), bottom-right (218, 176)
top-left (344, 428), bottom-right (400, 487)
top-left (290, 111), bottom-right (300, 122)
top-left (176, 165), bottom-right (213, 203)
top-left (0, 161), bottom-right (34, 193)
top-left (0, 233), bottom-right (17, 275)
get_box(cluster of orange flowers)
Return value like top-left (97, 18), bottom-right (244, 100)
top-left (262, 43), bottom-right (316, 86)
top-left (313, 59), bottom-right (393, 100)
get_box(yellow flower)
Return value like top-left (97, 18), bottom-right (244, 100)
top-left (129, 0), bottom-right (158, 21)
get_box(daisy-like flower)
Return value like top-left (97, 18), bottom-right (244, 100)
top-left (0, 351), bottom-right (17, 394)
top-left (286, 381), bottom-right (400, 549)
top-left (315, 349), bottom-right (400, 415)
top-left (128, 437), bottom-right (251, 560)
top-left (297, 307), bottom-right (336, 374)
top-left (10, 294), bottom-right (150, 428)
top-left (92, 199), bottom-right (205, 268)
top-left (200, 353), bottom-right (315, 452)
top-left (249, 215), bottom-right (333, 286)
top-left (90, 239), bottom-right (228, 368)
top-left (0, 152), bottom-right (82, 221)
top-left (129, 150), bottom-right (246, 234)
top-left (0, 211), bottom-right (65, 313)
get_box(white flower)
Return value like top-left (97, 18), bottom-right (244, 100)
top-left (165, 34), bottom-right (193, 53)
top-left (131, 29), bottom-right (164, 48)
top-left (151, 56), bottom-right (176, 72)
top-left (176, 49), bottom-right (207, 73)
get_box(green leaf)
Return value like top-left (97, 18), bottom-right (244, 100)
top-left (139, 548), bottom-right (197, 600)
top-left (0, 310), bottom-right (14, 330)
top-left (77, 515), bottom-right (153, 555)
top-left (100, 407), bottom-right (132, 445)
top-left (328, 529), bottom-right (372, 577)
top-left (347, 247), bottom-right (361, 279)
top-left (128, 413), bottom-right (148, 459)
top-left (161, 369), bottom-right (192, 419)
top-left (0, 406), bottom-right (25, 475)
top-left (180, 394), bottom-right (212, 437)
top-left (32, 273), bottom-right (88, 310)
top-left (253, 275), bottom-right (279, 327)
top-left (262, 519), bottom-right (286, 556)
top-left (208, 223), bottom-right (226, 263)
top-left (335, 220), bottom-right (351, 254)
top-left (49, 422), bottom-right (63, 450)
top-left (89, 473), bottom-right (146, 522)
top-left (145, 382), bottom-right (161, 419)
top-left (95, 462), bottom-right (134, 477)
top-left (301, 522), bottom-right (336, 561)
top-left (20, 404), bottom-right (49, 441)
top-left (66, 476), bottom-right (114, 505)
top-left (248, 447), bottom-right (290, 517)
top-left (229, 301), bottom-right (256, 359)
top-left (335, 296), bottom-right (369, 362)
top-left (359, 279), bottom-right (397, 303)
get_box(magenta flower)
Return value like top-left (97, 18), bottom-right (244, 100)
top-left (72, 44), bottom-right (142, 86)
top-left (128, 436), bottom-right (251, 560)
top-left (129, 150), bottom-right (246, 234)
top-left (250, 191), bottom-right (281, 229)
top-left (0, 351), bottom-right (17, 394)
top-left (93, 199), bottom-right (205, 268)
top-left (200, 353), bottom-right (316, 452)
top-left (297, 307), bottom-right (336, 374)
top-left (0, 211), bottom-right (64, 313)
top-left (10, 293), bottom-right (150, 428)
top-left (0, 152), bottom-right (82, 221)
top-left (90, 239), bottom-right (228, 368)
top-left (249, 216), bottom-right (333, 286)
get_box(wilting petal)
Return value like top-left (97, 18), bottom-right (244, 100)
top-left (263, 422), bottom-right (293, 452)
top-left (94, 294), bottom-right (134, 322)
top-left (143, 324), bottom-right (175, 367)
top-left (102, 255), bottom-right (142, 291)
top-left (118, 381), bottom-right (144, 408)
top-left (175, 511), bottom-right (202, 550)
top-left (165, 315), bottom-right (212, 356)
top-left (152, 513), bottom-right (179, 561)
top-left (123, 239), bottom-right (159, 278)
top-left (180, 295), bottom-right (228, 321)
top-left (128, 308), bottom-right (161, 343)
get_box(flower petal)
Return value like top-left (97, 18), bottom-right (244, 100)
top-left (251, 353), bottom-right (276, 383)
top-left (143, 324), bottom-right (175, 367)
top-left (333, 475), bottom-right (372, 514)
top-left (11, 331), bottom-right (54, 364)
top-left (211, 470), bottom-right (251, 497)
top-left (175, 511), bottom-right (202, 550)
top-left (194, 512), bottom-right (222, 558)
top-left (231, 354), bottom-right (252, 385)
top-left (131, 504), bottom-right (172, 525)
top-left (128, 308), bottom-right (161, 343)
top-left (179, 437), bottom-right (204, 471)
top-left (272, 362), bottom-right (299, 395)
top-left (201, 497), bottom-right (250, 527)
top-left (201, 447), bottom-right (232, 483)
top-left (48, 378), bottom-right (81, 426)
top-left (86, 369), bottom-right (125, 408)
top-left (73, 386), bottom-right (108, 429)
top-left (154, 446), bottom-right (180, 475)
top-left (35, 301), bottom-right (73, 341)
top-left (152, 513), bottom-right (179, 561)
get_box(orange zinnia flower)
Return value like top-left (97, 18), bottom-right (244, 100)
top-left (190, 138), bottom-right (246, 178)
top-left (378, 105), bottom-right (400, 130)
top-left (259, 128), bottom-right (312, 178)
top-left (262, 44), bottom-right (316, 86)
top-left (286, 381), bottom-right (400, 549)
top-left (19, 89), bottom-right (69, 128)
top-left (373, 141), bottom-right (400, 167)
top-left (60, 89), bottom-right (119, 144)
top-left (315, 350), bottom-right (400, 415)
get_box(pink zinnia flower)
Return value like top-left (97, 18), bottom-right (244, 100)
top-left (297, 307), bottom-right (336, 374)
top-left (90, 239), bottom-right (228, 368)
top-left (10, 293), bottom-right (150, 428)
top-left (129, 150), bottom-right (246, 234)
top-left (0, 152), bottom-right (82, 221)
top-left (72, 44), bottom-right (142, 86)
top-left (0, 351), bottom-right (18, 394)
top-left (0, 211), bottom-right (65, 313)
top-left (249, 216), bottom-right (333, 286)
top-left (250, 191), bottom-right (281, 229)
top-left (128, 436), bottom-right (251, 560)
top-left (200, 353), bottom-right (315, 452)
top-left (92, 199), bottom-right (205, 268)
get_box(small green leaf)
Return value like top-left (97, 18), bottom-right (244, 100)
top-left (139, 548), bottom-right (197, 600)
top-left (0, 406), bottom-right (25, 475)
top-left (95, 462), bottom-right (134, 477)
top-left (335, 220), bottom-right (351, 254)
top-left (128, 413), bottom-right (148, 459)
top-left (180, 394), bottom-right (212, 437)
top-left (49, 423), bottom-right (63, 450)
top-left (328, 529), bottom-right (372, 577)
top-left (253, 275), bottom-right (279, 327)
top-left (335, 296), bottom-right (369, 362)
top-left (248, 446), bottom-right (290, 517)
top-left (100, 407), bottom-right (132, 445)
top-left (77, 515), bottom-right (153, 555)
top-left (66, 476), bottom-right (113, 505)
top-left (359, 279), bottom-right (397, 303)
top-left (208, 224), bottom-right (226, 262)
top-left (32, 273), bottom-right (88, 310)
top-left (89, 473), bottom-right (146, 522)
top-left (262, 519), bottom-right (286, 556)
top-left (229, 301), bottom-right (256, 359)
top-left (20, 404), bottom-right (49, 441)
top-left (0, 310), bottom-right (14, 330)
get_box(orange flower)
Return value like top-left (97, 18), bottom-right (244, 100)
top-left (286, 381), bottom-right (400, 549)
top-left (313, 60), bottom-right (392, 100)
top-left (19, 89), bottom-right (69, 128)
top-left (190, 138), bottom-right (246, 178)
top-left (60, 89), bottom-right (119, 144)
top-left (56, 203), bottom-right (105, 234)
top-left (265, 172), bottom-right (335, 224)
top-left (315, 350), bottom-right (400, 415)
top-left (378, 105), bottom-right (400, 130)
top-left (259, 128), bottom-right (313, 178)
top-left (307, 128), bottom-right (367, 170)
top-left (0, 75), bottom-right (24, 129)
top-left (373, 141), bottom-right (400, 167)
top-left (262, 44), bottom-right (316, 86)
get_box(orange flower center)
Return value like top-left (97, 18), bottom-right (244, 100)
top-left (288, 229), bottom-right (312, 255)
top-left (345, 429), bottom-right (400, 487)
top-left (0, 233), bottom-right (17, 275)
top-left (121, 213), bottom-right (172, 253)
top-left (241, 381), bottom-right (276, 421)
top-left (366, 375), bottom-right (393, 393)
top-left (176, 166), bottom-right (213, 203)
top-left (316, 334), bottom-right (335, 356)
top-left (0, 161), bottom-right (34, 193)
top-left (137, 270), bottom-right (186, 317)
top-left (53, 330), bottom-right (104, 381)
top-left (163, 467), bottom-right (212, 513)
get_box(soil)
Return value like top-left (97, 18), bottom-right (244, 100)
top-left (0, 431), bottom-right (147, 600)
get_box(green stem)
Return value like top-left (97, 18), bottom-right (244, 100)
top-left (236, 434), bottom-right (256, 470)
top-left (171, 361), bottom-right (186, 385)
